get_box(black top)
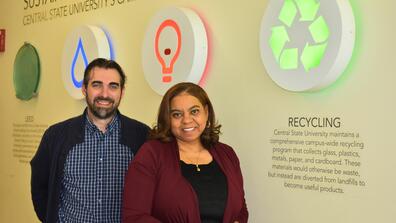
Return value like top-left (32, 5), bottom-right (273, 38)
top-left (180, 160), bottom-right (228, 223)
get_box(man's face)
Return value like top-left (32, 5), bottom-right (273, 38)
top-left (82, 67), bottom-right (124, 120)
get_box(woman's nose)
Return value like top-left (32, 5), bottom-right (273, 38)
top-left (182, 113), bottom-right (193, 123)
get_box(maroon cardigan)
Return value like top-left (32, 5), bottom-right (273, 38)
top-left (122, 140), bottom-right (248, 223)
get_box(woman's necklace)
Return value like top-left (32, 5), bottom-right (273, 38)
top-left (181, 149), bottom-right (202, 172)
top-left (195, 150), bottom-right (201, 172)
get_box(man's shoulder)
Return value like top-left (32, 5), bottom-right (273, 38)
top-left (46, 114), bottom-right (84, 133)
top-left (118, 113), bottom-right (150, 149)
top-left (119, 114), bottom-right (150, 131)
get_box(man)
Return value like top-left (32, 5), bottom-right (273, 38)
top-left (31, 58), bottom-right (150, 223)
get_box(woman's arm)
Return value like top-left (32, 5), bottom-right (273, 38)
top-left (122, 143), bottom-right (162, 223)
top-left (228, 145), bottom-right (249, 223)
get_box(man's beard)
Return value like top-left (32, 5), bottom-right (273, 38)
top-left (86, 96), bottom-right (120, 119)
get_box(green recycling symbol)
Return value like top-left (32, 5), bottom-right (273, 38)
top-left (269, 0), bottom-right (329, 71)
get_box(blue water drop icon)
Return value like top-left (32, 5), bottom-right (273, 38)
top-left (70, 38), bottom-right (88, 88)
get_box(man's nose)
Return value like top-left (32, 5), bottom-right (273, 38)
top-left (100, 86), bottom-right (109, 98)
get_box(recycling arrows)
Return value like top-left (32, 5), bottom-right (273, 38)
top-left (260, 0), bottom-right (356, 92)
top-left (269, 0), bottom-right (329, 71)
top-left (295, 0), bottom-right (320, 21)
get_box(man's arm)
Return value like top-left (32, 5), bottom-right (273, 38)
top-left (30, 129), bottom-right (52, 222)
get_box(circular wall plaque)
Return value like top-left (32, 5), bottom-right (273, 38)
top-left (61, 25), bottom-right (114, 99)
top-left (142, 7), bottom-right (208, 95)
top-left (260, 0), bottom-right (355, 91)
top-left (13, 42), bottom-right (41, 100)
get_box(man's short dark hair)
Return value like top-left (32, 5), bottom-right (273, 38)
top-left (83, 58), bottom-right (126, 88)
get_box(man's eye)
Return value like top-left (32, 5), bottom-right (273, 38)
top-left (109, 84), bottom-right (119, 89)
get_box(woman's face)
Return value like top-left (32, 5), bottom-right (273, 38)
top-left (170, 92), bottom-right (208, 145)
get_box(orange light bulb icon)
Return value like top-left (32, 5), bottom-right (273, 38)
top-left (155, 19), bottom-right (181, 83)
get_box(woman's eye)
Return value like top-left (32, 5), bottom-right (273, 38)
top-left (191, 109), bottom-right (199, 115)
top-left (172, 112), bottom-right (182, 118)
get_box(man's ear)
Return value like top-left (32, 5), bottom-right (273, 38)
top-left (121, 87), bottom-right (125, 98)
top-left (82, 84), bottom-right (87, 97)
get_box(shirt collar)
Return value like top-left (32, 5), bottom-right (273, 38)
top-left (85, 113), bottom-right (120, 134)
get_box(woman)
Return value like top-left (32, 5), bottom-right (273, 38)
top-left (123, 82), bottom-right (248, 223)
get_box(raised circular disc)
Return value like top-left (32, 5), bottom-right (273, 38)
top-left (13, 43), bottom-right (41, 100)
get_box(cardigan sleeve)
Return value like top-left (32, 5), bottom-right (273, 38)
top-left (227, 145), bottom-right (249, 223)
top-left (235, 182), bottom-right (249, 223)
top-left (122, 142), bottom-right (162, 223)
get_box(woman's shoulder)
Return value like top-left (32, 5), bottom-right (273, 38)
top-left (141, 139), bottom-right (173, 148)
top-left (137, 139), bottom-right (175, 158)
top-left (132, 140), bottom-right (171, 169)
top-left (212, 142), bottom-right (242, 170)
top-left (213, 141), bottom-right (233, 150)
top-left (213, 142), bottom-right (238, 158)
